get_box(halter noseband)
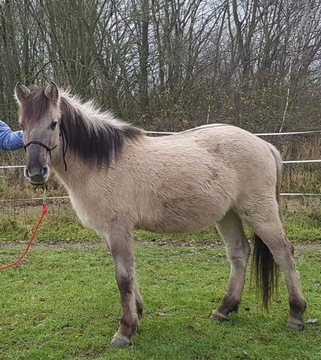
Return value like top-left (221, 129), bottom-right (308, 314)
top-left (24, 135), bottom-right (68, 171)
top-left (24, 140), bottom-right (57, 153)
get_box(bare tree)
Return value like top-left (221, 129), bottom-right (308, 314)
top-left (1, 0), bottom-right (321, 131)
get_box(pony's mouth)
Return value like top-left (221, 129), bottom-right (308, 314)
top-left (28, 176), bottom-right (48, 186)
top-left (24, 169), bottom-right (50, 186)
top-left (30, 180), bottom-right (47, 186)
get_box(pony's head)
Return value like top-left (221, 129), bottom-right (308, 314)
top-left (15, 82), bottom-right (143, 186)
top-left (15, 82), bottom-right (61, 185)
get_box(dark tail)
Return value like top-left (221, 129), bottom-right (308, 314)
top-left (251, 143), bottom-right (281, 309)
top-left (251, 234), bottom-right (279, 310)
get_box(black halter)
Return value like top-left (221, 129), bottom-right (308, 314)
top-left (24, 126), bottom-right (68, 171)
top-left (23, 137), bottom-right (67, 171)
top-left (24, 140), bottom-right (57, 153)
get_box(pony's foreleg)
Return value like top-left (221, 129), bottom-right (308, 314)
top-left (103, 224), bottom-right (143, 348)
top-left (212, 210), bottom-right (250, 321)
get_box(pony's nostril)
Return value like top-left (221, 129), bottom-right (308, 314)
top-left (24, 168), bottom-right (31, 179)
top-left (42, 166), bottom-right (48, 177)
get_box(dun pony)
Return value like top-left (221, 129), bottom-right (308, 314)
top-left (15, 82), bottom-right (306, 347)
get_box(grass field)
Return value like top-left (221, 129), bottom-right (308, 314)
top-left (0, 192), bottom-right (320, 359)
top-left (0, 241), bottom-right (320, 360)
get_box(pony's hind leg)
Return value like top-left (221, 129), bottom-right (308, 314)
top-left (104, 221), bottom-right (143, 348)
top-left (212, 210), bottom-right (250, 321)
top-left (134, 275), bottom-right (144, 319)
top-left (244, 201), bottom-right (307, 329)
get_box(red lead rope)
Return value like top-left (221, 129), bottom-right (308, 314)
top-left (0, 202), bottom-right (48, 271)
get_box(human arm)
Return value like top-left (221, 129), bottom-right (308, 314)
top-left (0, 120), bottom-right (24, 151)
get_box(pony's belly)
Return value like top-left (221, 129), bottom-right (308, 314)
top-left (136, 205), bottom-right (226, 233)
top-left (137, 218), bottom-right (213, 233)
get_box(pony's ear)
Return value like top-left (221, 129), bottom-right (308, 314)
top-left (15, 82), bottom-right (30, 104)
top-left (44, 82), bottom-right (60, 105)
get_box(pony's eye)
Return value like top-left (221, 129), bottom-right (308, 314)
top-left (51, 121), bottom-right (58, 130)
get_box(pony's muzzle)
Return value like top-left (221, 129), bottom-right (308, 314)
top-left (24, 165), bottom-right (50, 185)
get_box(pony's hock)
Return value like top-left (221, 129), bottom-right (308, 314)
top-left (15, 82), bottom-right (307, 347)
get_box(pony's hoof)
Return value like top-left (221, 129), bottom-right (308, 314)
top-left (110, 335), bottom-right (131, 348)
top-left (287, 322), bottom-right (304, 331)
top-left (210, 309), bottom-right (228, 322)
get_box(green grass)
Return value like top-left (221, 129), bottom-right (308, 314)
top-left (284, 211), bottom-right (321, 241)
top-left (0, 194), bottom-right (320, 358)
top-left (0, 244), bottom-right (320, 360)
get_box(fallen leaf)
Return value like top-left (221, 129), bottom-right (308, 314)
top-left (307, 317), bottom-right (318, 324)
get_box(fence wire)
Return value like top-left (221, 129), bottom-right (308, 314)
top-left (1, 129), bottom-right (320, 199)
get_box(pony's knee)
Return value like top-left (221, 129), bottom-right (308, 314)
top-left (230, 254), bottom-right (248, 270)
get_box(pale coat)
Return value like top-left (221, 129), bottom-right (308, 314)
top-left (14, 82), bottom-right (307, 347)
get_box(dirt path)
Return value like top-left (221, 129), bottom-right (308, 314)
top-left (1, 239), bottom-right (321, 251)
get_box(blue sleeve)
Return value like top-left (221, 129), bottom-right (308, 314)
top-left (0, 120), bottom-right (24, 151)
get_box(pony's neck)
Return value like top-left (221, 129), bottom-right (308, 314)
top-left (52, 93), bottom-right (142, 177)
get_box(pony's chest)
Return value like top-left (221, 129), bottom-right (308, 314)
top-left (69, 193), bottom-right (96, 229)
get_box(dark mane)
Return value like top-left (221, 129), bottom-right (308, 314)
top-left (22, 85), bottom-right (143, 167)
top-left (59, 95), bottom-right (143, 167)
